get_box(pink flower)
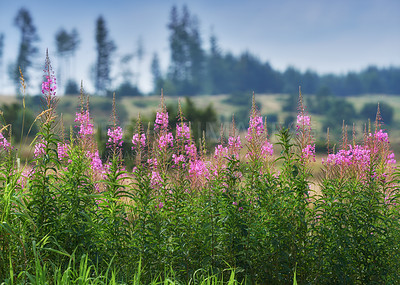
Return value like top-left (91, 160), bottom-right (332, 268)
top-left (150, 171), bottom-right (162, 188)
top-left (172, 153), bottom-right (185, 166)
top-left (34, 142), bottom-right (46, 158)
top-left (107, 126), bottom-right (123, 148)
top-left (17, 168), bottom-right (35, 189)
top-left (228, 135), bottom-right (242, 149)
top-left (158, 201), bottom-right (164, 209)
top-left (147, 158), bottom-right (158, 169)
top-left (228, 135), bottom-right (242, 158)
top-left (57, 143), bottom-right (70, 160)
top-left (0, 132), bottom-right (11, 151)
top-left (87, 150), bottom-right (103, 173)
top-left (185, 144), bottom-right (197, 160)
top-left (176, 123), bottom-right (190, 141)
top-left (158, 132), bottom-right (174, 149)
top-left (75, 110), bottom-right (94, 137)
top-left (189, 159), bottom-right (210, 179)
top-left (214, 144), bottom-right (228, 158)
top-left (387, 153), bottom-right (396, 165)
top-left (132, 133), bottom-right (146, 148)
top-left (372, 129), bottom-right (389, 143)
top-left (42, 55), bottom-right (57, 98)
top-left (261, 140), bottom-right (274, 157)
top-left (246, 116), bottom-right (264, 141)
top-left (301, 144), bottom-right (316, 162)
top-left (154, 111), bottom-right (169, 130)
top-left (41, 75), bottom-right (57, 97)
top-left (296, 115), bottom-right (311, 131)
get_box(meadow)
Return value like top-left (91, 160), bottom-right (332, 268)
top-left (1, 54), bottom-right (400, 284)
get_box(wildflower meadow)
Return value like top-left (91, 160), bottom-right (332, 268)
top-left (1, 53), bottom-right (400, 284)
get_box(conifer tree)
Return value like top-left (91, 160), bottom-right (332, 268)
top-left (94, 16), bottom-right (116, 95)
top-left (9, 8), bottom-right (39, 94)
top-left (55, 28), bottom-right (80, 92)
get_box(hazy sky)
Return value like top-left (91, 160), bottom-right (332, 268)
top-left (0, 0), bottom-right (399, 95)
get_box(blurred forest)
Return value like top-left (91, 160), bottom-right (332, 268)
top-left (1, 5), bottom-right (399, 97)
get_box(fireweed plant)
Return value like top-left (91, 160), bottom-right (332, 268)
top-left (1, 53), bottom-right (400, 284)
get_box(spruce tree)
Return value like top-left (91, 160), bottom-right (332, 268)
top-left (55, 28), bottom-right (80, 92)
top-left (9, 8), bottom-right (39, 94)
top-left (167, 5), bottom-right (204, 95)
top-left (94, 16), bottom-right (116, 95)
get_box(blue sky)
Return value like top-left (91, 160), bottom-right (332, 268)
top-left (0, 0), bottom-right (399, 94)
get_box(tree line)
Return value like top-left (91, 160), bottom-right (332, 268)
top-left (2, 6), bottom-right (400, 97)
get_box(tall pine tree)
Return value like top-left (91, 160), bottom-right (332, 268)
top-left (94, 16), bottom-right (116, 95)
top-left (9, 8), bottom-right (39, 94)
top-left (167, 5), bottom-right (204, 95)
top-left (55, 28), bottom-right (80, 93)
top-left (151, 52), bottom-right (163, 93)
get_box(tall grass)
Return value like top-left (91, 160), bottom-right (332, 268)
top-left (1, 53), bottom-right (400, 284)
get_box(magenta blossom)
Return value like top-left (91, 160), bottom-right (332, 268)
top-left (87, 150), bottom-right (104, 173)
top-left (0, 132), bottom-right (11, 151)
top-left (34, 142), bottom-right (46, 158)
top-left (154, 111), bottom-right (169, 130)
top-left (132, 133), bottom-right (146, 148)
top-left (246, 115), bottom-right (264, 141)
top-left (261, 140), bottom-right (274, 157)
top-left (228, 135), bottom-right (242, 158)
top-left (107, 126), bottom-right (123, 148)
top-left (301, 144), bottom-right (316, 162)
top-left (214, 144), bottom-right (228, 158)
top-left (172, 154), bottom-right (186, 166)
top-left (371, 129), bottom-right (389, 143)
top-left (185, 144), bottom-right (197, 160)
top-left (189, 159), bottom-right (210, 180)
top-left (158, 132), bottom-right (174, 149)
top-left (296, 115), bottom-right (311, 131)
top-left (57, 142), bottom-right (70, 160)
top-left (75, 110), bottom-right (94, 137)
top-left (176, 123), bottom-right (190, 141)
top-left (150, 171), bottom-right (162, 188)
top-left (41, 75), bottom-right (57, 97)
top-left (147, 158), bottom-right (158, 169)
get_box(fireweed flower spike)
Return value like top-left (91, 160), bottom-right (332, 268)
top-left (34, 142), bottom-right (46, 158)
top-left (176, 122), bottom-right (190, 141)
top-left (57, 142), bottom-right (70, 161)
top-left (107, 126), bottom-right (123, 148)
top-left (0, 132), bottom-right (11, 151)
top-left (132, 133), bottom-right (146, 148)
top-left (227, 115), bottom-right (243, 159)
top-left (296, 88), bottom-right (315, 164)
top-left (75, 110), bottom-right (94, 137)
top-left (41, 50), bottom-right (58, 124)
top-left (154, 92), bottom-right (169, 132)
top-left (245, 93), bottom-right (273, 172)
